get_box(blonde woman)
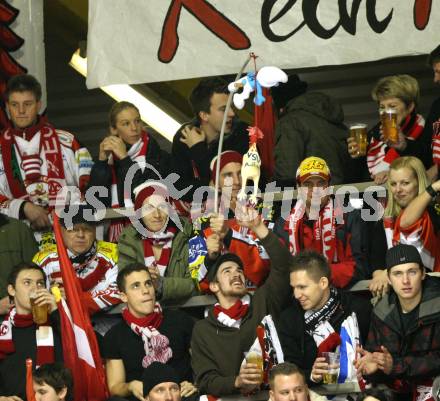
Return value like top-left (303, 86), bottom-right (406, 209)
top-left (368, 156), bottom-right (440, 296)
top-left (348, 75), bottom-right (430, 184)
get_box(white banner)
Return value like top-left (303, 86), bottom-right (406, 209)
top-left (87, 0), bottom-right (440, 88)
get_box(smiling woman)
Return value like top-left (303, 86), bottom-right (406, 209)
top-left (118, 181), bottom-right (199, 304)
top-left (87, 101), bottom-right (171, 243)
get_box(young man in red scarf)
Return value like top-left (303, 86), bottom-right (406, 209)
top-left (274, 156), bottom-right (369, 289)
top-left (103, 263), bottom-right (196, 401)
top-left (32, 205), bottom-right (121, 316)
top-left (190, 150), bottom-right (272, 291)
top-left (0, 74), bottom-right (92, 233)
top-left (0, 263), bottom-right (63, 400)
top-left (191, 205), bottom-right (293, 397)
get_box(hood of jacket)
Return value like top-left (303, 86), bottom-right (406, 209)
top-left (284, 91), bottom-right (344, 125)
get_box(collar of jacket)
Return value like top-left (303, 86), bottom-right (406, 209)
top-left (374, 276), bottom-right (440, 331)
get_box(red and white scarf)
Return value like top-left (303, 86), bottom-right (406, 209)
top-left (108, 132), bottom-right (150, 242)
top-left (1, 120), bottom-right (66, 207)
top-left (0, 308), bottom-right (54, 367)
top-left (285, 198), bottom-right (338, 262)
top-left (142, 225), bottom-right (176, 276)
top-left (213, 294), bottom-right (250, 328)
top-left (367, 113), bottom-right (425, 176)
top-left (122, 303), bottom-right (172, 368)
top-left (383, 212), bottom-right (440, 271)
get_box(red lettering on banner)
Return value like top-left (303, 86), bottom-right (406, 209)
top-left (158, 0), bottom-right (251, 63)
top-left (413, 0), bottom-right (432, 30)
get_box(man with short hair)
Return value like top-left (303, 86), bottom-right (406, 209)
top-left (190, 150), bottom-right (271, 291)
top-left (275, 156), bottom-right (369, 289)
top-left (0, 263), bottom-right (63, 400)
top-left (33, 205), bottom-right (120, 315)
top-left (277, 250), bottom-right (371, 386)
top-left (0, 74), bottom-right (93, 231)
top-left (103, 264), bottom-right (195, 401)
top-left (191, 207), bottom-right (293, 397)
top-left (356, 244), bottom-right (440, 401)
top-left (269, 362), bottom-right (326, 401)
top-left (171, 77), bottom-right (248, 202)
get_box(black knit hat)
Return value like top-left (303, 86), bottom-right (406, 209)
top-left (142, 362), bottom-right (180, 396)
top-left (271, 74), bottom-right (308, 110)
top-left (385, 244), bottom-right (423, 271)
top-left (59, 204), bottom-right (99, 228)
top-left (206, 253), bottom-right (244, 282)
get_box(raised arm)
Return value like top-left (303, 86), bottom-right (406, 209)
top-left (399, 180), bottom-right (440, 229)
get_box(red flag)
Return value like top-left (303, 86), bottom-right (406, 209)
top-left (52, 211), bottom-right (108, 401)
top-left (26, 359), bottom-right (36, 401)
top-left (255, 87), bottom-right (276, 180)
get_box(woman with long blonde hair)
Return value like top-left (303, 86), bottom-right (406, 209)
top-left (368, 156), bottom-right (439, 295)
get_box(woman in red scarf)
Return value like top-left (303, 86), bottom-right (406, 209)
top-left (118, 182), bottom-right (199, 304)
top-left (348, 74), bottom-right (430, 185)
top-left (88, 101), bottom-right (170, 242)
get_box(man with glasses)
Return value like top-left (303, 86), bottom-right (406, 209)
top-left (274, 156), bottom-right (369, 289)
top-left (356, 244), bottom-right (440, 401)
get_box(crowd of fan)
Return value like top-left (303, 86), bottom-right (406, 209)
top-left (0, 45), bottom-right (440, 401)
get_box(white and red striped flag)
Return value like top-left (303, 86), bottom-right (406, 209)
top-left (52, 211), bottom-right (108, 401)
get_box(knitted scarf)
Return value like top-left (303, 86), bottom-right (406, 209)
top-left (66, 243), bottom-right (113, 291)
top-left (0, 308), bottom-right (54, 367)
top-left (304, 287), bottom-right (342, 354)
top-left (1, 119), bottom-right (65, 206)
top-left (122, 304), bottom-right (172, 368)
top-left (142, 225), bottom-right (176, 277)
top-left (108, 132), bottom-right (149, 242)
top-left (213, 294), bottom-right (250, 328)
top-left (285, 198), bottom-right (337, 262)
top-left (367, 112), bottom-right (425, 176)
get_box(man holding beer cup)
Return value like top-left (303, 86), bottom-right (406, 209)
top-left (191, 205), bottom-right (293, 397)
top-left (0, 262), bottom-right (62, 400)
top-left (347, 75), bottom-right (429, 185)
top-left (277, 250), bottom-right (371, 390)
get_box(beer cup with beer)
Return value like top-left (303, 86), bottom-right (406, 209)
top-left (321, 352), bottom-right (340, 384)
top-left (244, 351), bottom-right (264, 384)
top-left (29, 291), bottom-right (48, 325)
top-left (381, 108), bottom-right (399, 143)
top-left (349, 123), bottom-right (368, 156)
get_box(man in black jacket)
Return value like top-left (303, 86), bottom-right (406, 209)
top-left (171, 78), bottom-right (248, 203)
top-left (356, 244), bottom-right (440, 401)
top-left (277, 250), bottom-right (371, 386)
